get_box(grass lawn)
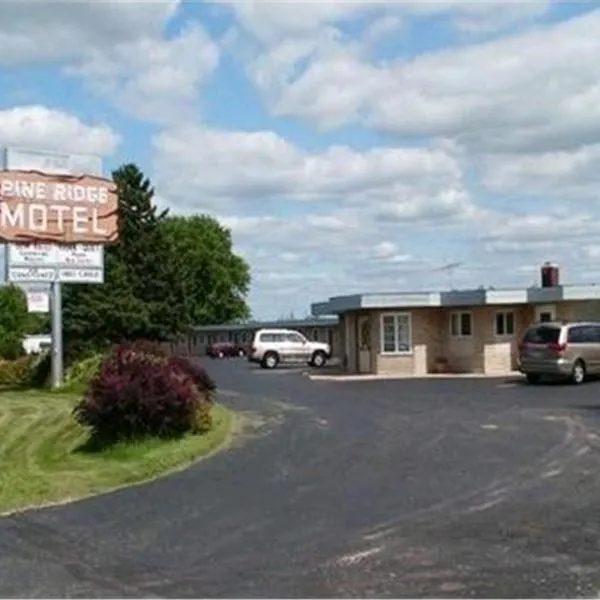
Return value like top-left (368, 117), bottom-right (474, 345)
top-left (0, 389), bottom-right (233, 515)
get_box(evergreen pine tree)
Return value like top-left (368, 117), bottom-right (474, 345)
top-left (63, 164), bottom-right (190, 357)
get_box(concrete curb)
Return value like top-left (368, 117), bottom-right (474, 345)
top-left (307, 372), bottom-right (523, 382)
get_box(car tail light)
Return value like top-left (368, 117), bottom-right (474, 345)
top-left (548, 342), bottom-right (567, 355)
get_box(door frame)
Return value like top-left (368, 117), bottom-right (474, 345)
top-left (535, 304), bottom-right (557, 323)
top-left (356, 314), bottom-right (372, 373)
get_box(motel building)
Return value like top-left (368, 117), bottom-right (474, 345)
top-left (310, 263), bottom-right (600, 377)
top-left (164, 316), bottom-right (342, 359)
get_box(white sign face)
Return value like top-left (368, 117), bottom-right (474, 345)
top-left (8, 267), bottom-right (56, 283)
top-left (4, 147), bottom-right (102, 176)
top-left (57, 268), bottom-right (104, 284)
top-left (26, 290), bottom-right (50, 313)
top-left (2, 147), bottom-right (106, 286)
top-left (8, 243), bottom-right (104, 269)
top-left (55, 244), bottom-right (104, 268)
top-left (8, 243), bottom-right (56, 266)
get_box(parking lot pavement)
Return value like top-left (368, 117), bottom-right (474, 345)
top-left (2, 359), bottom-right (600, 598)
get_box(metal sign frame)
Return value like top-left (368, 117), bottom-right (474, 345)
top-left (2, 147), bottom-right (109, 389)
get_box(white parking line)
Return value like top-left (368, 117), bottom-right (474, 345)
top-left (336, 546), bottom-right (383, 566)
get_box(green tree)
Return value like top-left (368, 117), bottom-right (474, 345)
top-left (0, 284), bottom-right (28, 359)
top-left (162, 214), bottom-right (251, 325)
top-left (63, 164), bottom-right (191, 358)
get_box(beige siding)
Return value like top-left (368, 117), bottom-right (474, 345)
top-left (337, 299), bottom-right (600, 377)
top-left (479, 306), bottom-right (526, 374)
top-left (557, 300), bottom-right (600, 321)
top-left (344, 313), bottom-right (358, 373)
top-left (443, 308), bottom-right (484, 373)
top-left (373, 308), bottom-right (444, 376)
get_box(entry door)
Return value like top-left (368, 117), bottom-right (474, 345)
top-left (535, 304), bottom-right (557, 323)
top-left (357, 315), bottom-right (371, 373)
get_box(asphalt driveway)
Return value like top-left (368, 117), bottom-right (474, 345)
top-left (2, 359), bottom-right (600, 598)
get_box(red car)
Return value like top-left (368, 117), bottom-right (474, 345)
top-left (206, 342), bottom-right (247, 358)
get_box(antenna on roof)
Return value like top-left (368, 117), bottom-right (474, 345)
top-left (436, 261), bottom-right (464, 290)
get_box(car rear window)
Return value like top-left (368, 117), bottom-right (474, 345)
top-left (523, 326), bottom-right (560, 344)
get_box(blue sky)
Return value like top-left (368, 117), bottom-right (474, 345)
top-left (2, 1), bottom-right (600, 319)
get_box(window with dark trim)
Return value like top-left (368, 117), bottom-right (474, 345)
top-left (495, 311), bottom-right (515, 336)
top-left (380, 313), bottom-right (412, 354)
top-left (450, 311), bottom-right (472, 337)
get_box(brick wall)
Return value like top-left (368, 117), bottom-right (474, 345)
top-left (340, 300), bottom-right (600, 377)
top-left (373, 308), bottom-right (444, 376)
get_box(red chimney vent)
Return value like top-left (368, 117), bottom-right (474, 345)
top-left (541, 262), bottom-right (559, 288)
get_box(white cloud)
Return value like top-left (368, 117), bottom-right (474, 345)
top-left (481, 143), bottom-right (600, 201)
top-left (0, 1), bottom-right (218, 124)
top-left (484, 212), bottom-right (598, 241)
top-left (369, 10), bottom-right (600, 152)
top-left (372, 241), bottom-right (398, 260)
top-left (153, 125), bottom-right (468, 211)
top-left (68, 24), bottom-right (219, 124)
top-left (223, 0), bottom-right (552, 43)
top-left (363, 15), bottom-right (404, 46)
top-left (235, 8), bottom-right (600, 154)
top-left (0, 1), bottom-right (179, 65)
top-left (152, 123), bottom-right (484, 316)
top-left (0, 105), bottom-right (120, 157)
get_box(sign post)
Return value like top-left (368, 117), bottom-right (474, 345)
top-left (1, 148), bottom-right (118, 389)
top-left (51, 278), bottom-right (63, 387)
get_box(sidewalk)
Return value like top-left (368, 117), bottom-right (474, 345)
top-left (307, 370), bottom-right (523, 382)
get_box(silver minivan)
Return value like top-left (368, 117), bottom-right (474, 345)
top-left (518, 321), bottom-right (600, 385)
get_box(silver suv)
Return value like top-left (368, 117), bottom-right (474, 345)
top-left (518, 321), bottom-right (600, 385)
top-left (248, 328), bottom-right (331, 369)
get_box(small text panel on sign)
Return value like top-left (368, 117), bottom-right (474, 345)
top-left (8, 267), bottom-right (56, 283)
top-left (58, 268), bottom-right (104, 284)
top-left (7, 243), bottom-right (104, 268)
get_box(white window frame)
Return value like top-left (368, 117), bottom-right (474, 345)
top-left (450, 311), bottom-right (473, 338)
top-left (495, 310), bottom-right (515, 337)
top-left (380, 312), bottom-right (412, 355)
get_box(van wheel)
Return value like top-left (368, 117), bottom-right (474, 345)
top-left (310, 350), bottom-right (327, 368)
top-left (261, 352), bottom-right (279, 369)
top-left (572, 360), bottom-right (586, 385)
top-left (526, 374), bottom-right (540, 384)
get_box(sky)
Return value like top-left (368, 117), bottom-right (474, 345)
top-left (1, 0), bottom-right (600, 320)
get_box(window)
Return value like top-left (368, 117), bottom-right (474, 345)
top-left (259, 333), bottom-right (280, 343)
top-left (523, 325), bottom-right (560, 344)
top-left (450, 312), bottom-right (472, 337)
top-left (286, 332), bottom-right (305, 344)
top-left (539, 312), bottom-right (553, 323)
top-left (590, 326), bottom-right (600, 343)
top-left (567, 326), bottom-right (600, 344)
top-left (380, 313), bottom-right (412, 354)
top-left (495, 311), bottom-right (515, 336)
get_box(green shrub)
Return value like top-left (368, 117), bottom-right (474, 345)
top-left (27, 352), bottom-right (52, 388)
top-left (63, 353), bottom-right (104, 392)
top-left (0, 334), bottom-right (25, 361)
top-left (0, 355), bottom-right (35, 387)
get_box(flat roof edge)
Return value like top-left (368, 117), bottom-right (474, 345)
top-left (312, 284), bottom-right (600, 313)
